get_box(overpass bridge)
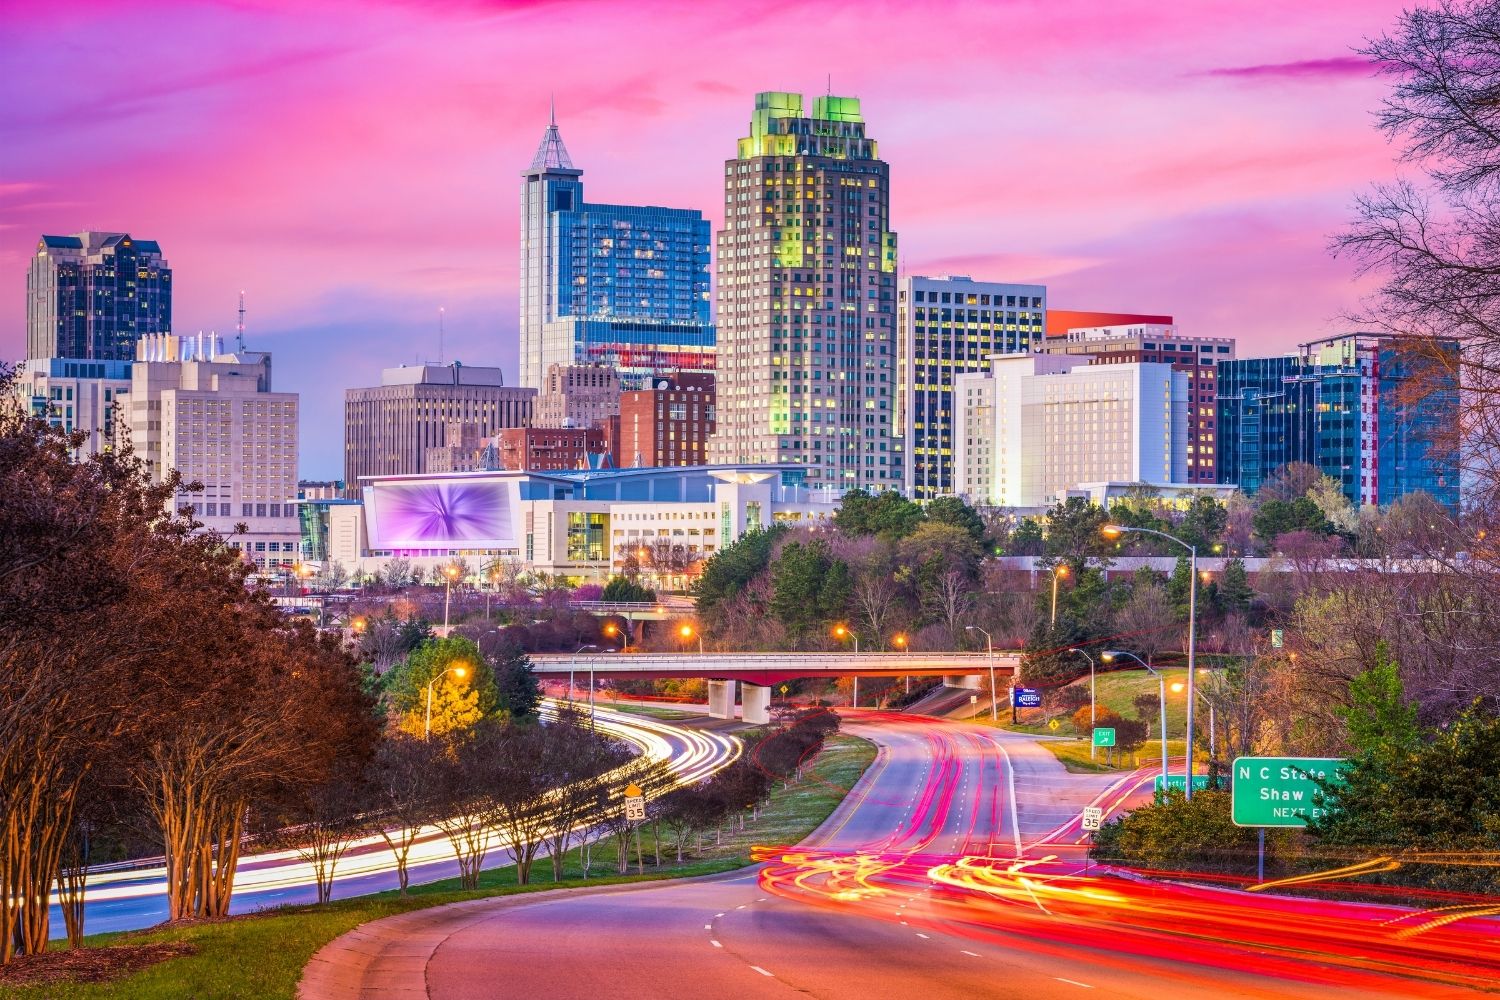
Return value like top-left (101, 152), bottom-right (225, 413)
top-left (529, 651), bottom-right (1021, 724)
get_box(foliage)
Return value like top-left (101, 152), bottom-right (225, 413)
top-left (1218, 558), bottom-right (1254, 615)
top-left (834, 489), bottom-right (924, 540)
top-left (693, 526), bottom-right (785, 627)
top-left (491, 639), bottom-right (542, 719)
top-left (1252, 497), bottom-right (1334, 547)
top-left (1043, 497), bottom-right (1113, 571)
top-left (382, 636), bottom-right (500, 738)
top-left (601, 575), bottom-right (656, 603)
top-left (1091, 790), bottom-right (1265, 874)
top-left (924, 495), bottom-right (986, 544)
top-left (768, 539), bottom-right (851, 641)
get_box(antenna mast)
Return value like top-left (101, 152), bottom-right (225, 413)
top-left (438, 306), bottom-right (446, 365)
top-left (236, 291), bottom-right (246, 351)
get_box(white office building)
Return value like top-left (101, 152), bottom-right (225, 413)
top-left (11, 357), bottom-right (133, 458)
top-left (953, 353), bottom-right (1189, 509)
top-left (116, 334), bottom-right (301, 576)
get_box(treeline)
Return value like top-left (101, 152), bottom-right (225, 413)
top-left (0, 368), bottom-right (375, 962)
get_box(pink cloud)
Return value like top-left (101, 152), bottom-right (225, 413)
top-left (1200, 56), bottom-right (1379, 81)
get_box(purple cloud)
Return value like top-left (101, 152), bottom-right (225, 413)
top-left (1200, 56), bottom-right (1378, 81)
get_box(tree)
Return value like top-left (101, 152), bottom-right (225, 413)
top-left (538, 706), bottom-right (631, 881)
top-left (602, 574), bottom-right (656, 603)
top-left (1306, 475), bottom-right (1359, 535)
top-left (1043, 497), bottom-right (1112, 571)
top-left (834, 489), bottom-right (924, 540)
top-left (475, 723), bottom-right (552, 885)
top-left (1219, 558), bottom-right (1254, 616)
top-left (369, 737), bottom-right (444, 896)
top-left (492, 639), bottom-right (542, 719)
top-left (1252, 497), bottom-right (1333, 549)
top-left (925, 496), bottom-right (985, 544)
top-left (1338, 642), bottom-right (1421, 762)
top-left (769, 539), bottom-right (850, 641)
top-left (383, 636), bottom-right (500, 738)
top-left (273, 769), bottom-right (369, 905)
top-left (1175, 494), bottom-right (1229, 554)
top-left (851, 554), bottom-right (901, 649)
top-left (694, 526), bottom-right (784, 631)
top-left (1116, 578), bottom-right (1176, 665)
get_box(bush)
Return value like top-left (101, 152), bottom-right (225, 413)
top-left (1091, 789), bottom-right (1272, 874)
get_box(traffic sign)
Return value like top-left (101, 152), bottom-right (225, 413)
top-left (1012, 687), bottom-right (1042, 709)
top-left (1231, 756), bottom-right (1346, 828)
top-left (1154, 774), bottom-right (1211, 793)
top-left (1270, 629), bottom-right (1285, 648)
top-left (1048, 718), bottom-right (1060, 731)
top-left (624, 797), bottom-right (646, 822)
top-left (1081, 806), bottom-right (1103, 831)
top-left (624, 783), bottom-right (642, 798)
top-left (1092, 727), bottom-right (1116, 747)
top-left (969, 694), bottom-right (978, 705)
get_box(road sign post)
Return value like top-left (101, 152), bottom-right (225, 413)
top-left (1081, 806), bottom-right (1103, 831)
top-left (623, 782), bottom-right (647, 872)
top-left (1230, 757), bottom-right (1346, 828)
top-left (1091, 727), bottom-right (1115, 747)
top-left (1154, 774), bottom-right (1211, 795)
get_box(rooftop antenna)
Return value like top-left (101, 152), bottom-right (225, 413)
top-left (438, 306), bottom-right (446, 365)
top-left (550, 92), bottom-right (556, 127)
top-left (236, 291), bottom-right (246, 352)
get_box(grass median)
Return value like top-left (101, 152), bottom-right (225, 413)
top-left (0, 732), bottom-right (875, 1000)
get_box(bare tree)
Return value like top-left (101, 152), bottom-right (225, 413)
top-left (370, 737), bottom-right (443, 896)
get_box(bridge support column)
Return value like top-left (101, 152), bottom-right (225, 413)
top-left (943, 674), bottom-right (983, 689)
top-left (707, 679), bottom-right (735, 720)
top-left (741, 683), bottom-right (771, 726)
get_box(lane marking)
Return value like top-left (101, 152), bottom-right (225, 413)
top-left (915, 932), bottom-right (930, 939)
top-left (961, 950), bottom-right (980, 957)
top-left (704, 923), bottom-right (712, 929)
top-left (715, 912), bottom-right (725, 917)
top-left (750, 966), bottom-right (774, 977)
top-left (711, 940), bottom-right (722, 948)
top-left (1055, 977), bottom-right (1094, 989)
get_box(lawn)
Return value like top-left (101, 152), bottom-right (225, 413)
top-left (0, 733), bottom-right (875, 1000)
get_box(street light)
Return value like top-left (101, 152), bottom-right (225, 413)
top-left (1172, 675), bottom-right (1218, 764)
top-left (1068, 647), bottom-right (1097, 758)
top-left (964, 625), bottom-right (997, 722)
top-left (1050, 564), bottom-right (1069, 626)
top-left (1102, 650), bottom-right (1168, 788)
top-left (833, 624), bottom-right (859, 707)
top-left (442, 563), bottom-right (462, 630)
top-left (678, 623), bottom-right (703, 654)
top-left (423, 664), bottom-right (469, 741)
top-left (893, 633), bottom-right (910, 694)
top-left (1102, 522), bottom-right (1201, 799)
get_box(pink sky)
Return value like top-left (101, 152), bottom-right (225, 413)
top-left (2, 0), bottom-right (1408, 476)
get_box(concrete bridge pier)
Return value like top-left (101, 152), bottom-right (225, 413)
top-left (942, 674), bottom-right (983, 689)
top-left (707, 679), bottom-right (735, 720)
top-left (741, 683), bottom-right (771, 725)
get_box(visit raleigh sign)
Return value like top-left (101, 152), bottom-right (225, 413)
top-left (1230, 756), bottom-right (1347, 828)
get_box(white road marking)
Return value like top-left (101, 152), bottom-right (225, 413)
top-left (704, 923), bottom-right (712, 929)
top-left (736, 904), bottom-right (746, 909)
top-left (750, 966), bottom-right (774, 977)
top-left (961, 950), bottom-right (981, 957)
top-left (1055, 977), bottom-right (1094, 989)
top-left (916, 932), bottom-right (930, 939)
top-left (711, 940), bottom-right (723, 948)
top-left (715, 912), bottom-right (725, 917)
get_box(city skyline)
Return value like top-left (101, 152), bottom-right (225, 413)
top-left (4, 0), bottom-right (1408, 475)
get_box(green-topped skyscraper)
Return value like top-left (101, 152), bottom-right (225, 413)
top-left (708, 91), bottom-right (900, 492)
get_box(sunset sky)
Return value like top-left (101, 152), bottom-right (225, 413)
top-left (3, 0), bottom-right (1410, 476)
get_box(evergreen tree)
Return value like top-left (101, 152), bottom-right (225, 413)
top-left (1218, 558), bottom-right (1254, 615)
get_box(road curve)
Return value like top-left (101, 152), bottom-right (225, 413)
top-left (53, 704), bottom-right (740, 937)
top-left (403, 713), bottom-right (1496, 1000)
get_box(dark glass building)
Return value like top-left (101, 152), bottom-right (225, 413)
top-left (27, 232), bottom-right (171, 361)
top-left (1216, 334), bottom-right (1459, 510)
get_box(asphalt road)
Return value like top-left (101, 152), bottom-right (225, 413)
top-left (421, 713), bottom-right (1496, 999)
top-left (50, 704), bottom-right (740, 937)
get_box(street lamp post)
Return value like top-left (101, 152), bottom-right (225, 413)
top-left (423, 664), bottom-right (469, 741)
top-left (679, 624), bottom-right (703, 654)
top-left (1068, 647), bottom-right (1097, 759)
top-left (964, 625), bottom-right (997, 723)
top-left (833, 625), bottom-right (858, 707)
top-left (893, 633), bottom-right (909, 694)
top-left (1103, 650), bottom-right (1167, 788)
top-left (442, 564), bottom-right (461, 630)
top-left (1103, 523), bottom-right (1199, 799)
top-left (1050, 564), bottom-right (1069, 626)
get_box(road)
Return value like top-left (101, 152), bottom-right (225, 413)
top-left (50, 704), bottom-right (740, 937)
top-left (415, 712), bottom-right (1498, 999)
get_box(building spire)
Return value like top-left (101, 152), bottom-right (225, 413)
top-left (529, 99), bottom-right (575, 171)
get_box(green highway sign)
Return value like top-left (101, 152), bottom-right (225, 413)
top-left (1154, 774), bottom-right (1211, 793)
top-left (1270, 629), bottom-right (1285, 648)
top-left (1092, 727), bottom-right (1116, 747)
top-left (1231, 756), bottom-right (1346, 828)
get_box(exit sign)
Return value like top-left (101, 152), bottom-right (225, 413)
top-left (1231, 756), bottom-right (1346, 828)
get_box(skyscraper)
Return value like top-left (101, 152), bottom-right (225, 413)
top-left (1217, 334), bottom-right (1460, 510)
top-left (898, 276), bottom-right (1046, 499)
top-left (344, 363), bottom-right (534, 487)
top-left (709, 91), bottom-right (900, 491)
top-left (27, 232), bottom-right (171, 361)
top-left (117, 334), bottom-right (300, 576)
top-left (519, 111), bottom-right (713, 391)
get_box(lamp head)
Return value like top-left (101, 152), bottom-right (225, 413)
top-left (1054, 564), bottom-right (1069, 577)
top-left (1101, 524), bottom-right (1123, 539)
top-left (679, 624), bottom-right (693, 639)
top-left (453, 665), bottom-right (468, 680)
top-left (1170, 681), bottom-right (1185, 694)
top-left (1101, 651), bottom-right (1121, 662)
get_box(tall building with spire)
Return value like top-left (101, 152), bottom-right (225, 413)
top-left (518, 108), bottom-right (713, 391)
top-left (708, 92), bottom-right (900, 491)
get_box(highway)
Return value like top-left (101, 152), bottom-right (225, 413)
top-left (410, 713), bottom-right (1498, 1000)
top-left (49, 704), bottom-right (740, 937)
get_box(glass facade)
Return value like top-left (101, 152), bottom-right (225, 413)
top-left (898, 277), bottom-right (1046, 499)
top-left (27, 232), bottom-right (172, 362)
top-left (520, 119), bottom-right (713, 390)
top-left (1216, 336), bottom-right (1458, 510)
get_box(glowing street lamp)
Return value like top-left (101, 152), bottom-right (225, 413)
top-left (964, 625), bottom-right (997, 723)
top-left (424, 663), bottom-right (469, 741)
top-left (678, 623), bottom-right (703, 654)
top-left (893, 632), bottom-right (910, 694)
top-left (833, 624), bottom-right (859, 707)
top-left (1068, 647), bottom-right (1098, 757)
top-left (1050, 564), bottom-right (1070, 626)
top-left (1101, 522), bottom-right (1201, 800)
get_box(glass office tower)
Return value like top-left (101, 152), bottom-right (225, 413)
top-left (27, 232), bottom-right (171, 361)
top-left (519, 113), bottom-right (713, 390)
